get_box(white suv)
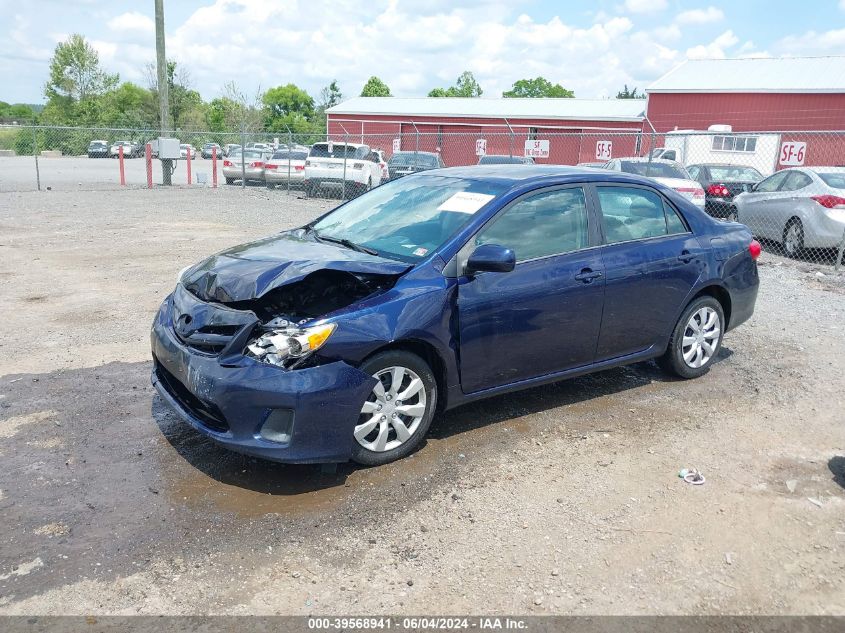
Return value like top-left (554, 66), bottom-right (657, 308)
top-left (304, 142), bottom-right (383, 197)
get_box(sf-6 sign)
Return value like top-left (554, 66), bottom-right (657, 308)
top-left (524, 139), bottom-right (549, 158)
top-left (595, 140), bottom-right (613, 161)
top-left (779, 141), bottom-right (806, 166)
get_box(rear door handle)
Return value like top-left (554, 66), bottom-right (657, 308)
top-left (678, 250), bottom-right (696, 263)
top-left (575, 268), bottom-right (603, 283)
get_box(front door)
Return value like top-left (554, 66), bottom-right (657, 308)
top-left (457, 186), bottom-right (605, 393)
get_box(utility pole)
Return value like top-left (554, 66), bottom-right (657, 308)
top-left (155, 0), bottom-right (172, 185)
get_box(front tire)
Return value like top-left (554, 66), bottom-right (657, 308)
top-left (657, 296), bottom-right (724, 379)
top-left (351, 351), bottom-right (437, 466)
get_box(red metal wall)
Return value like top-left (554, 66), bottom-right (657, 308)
top-left (646, 93), bottom-right (845, 132)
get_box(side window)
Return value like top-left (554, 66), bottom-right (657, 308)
top-left (664, 201), bottom-right (688, 235)
top-left (597, 186), bottom-right (673, 244)
top-left (781, 171), bottom-right (812, 191)
top-left (755, 171), bottom-right (788, 192)
top-left (687, 166), bottom-right (700, 180)
top-left (475, 188), bottom-right (589, 262)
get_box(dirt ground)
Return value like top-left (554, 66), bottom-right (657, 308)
top-left (0, 186), bottom-right (843, 615)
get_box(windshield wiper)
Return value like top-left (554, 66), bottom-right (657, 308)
top-left (309, 229), bottom-right (379, 256)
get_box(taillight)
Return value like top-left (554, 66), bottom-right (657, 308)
top-left (749, 239), bottom-right (761, 260)
top-left (693, 188), bottom-right (705, 199)
top-left (707, 183), bottom-right (730, 197)
top-left (223, 160), bottom-right (232, 167)
top-left (811, 195), bottom-right (845, 209)
top-left (250, 161), bottom-right (264, 168)
top-left (294, 165), bottom-right (304, 171)
top-left (265, 164), bottom-right (278, 170)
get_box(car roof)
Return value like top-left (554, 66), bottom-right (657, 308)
top-left (616, 157), bottom-right (679, 164)
top-left (392, 151), bottom-right (439, 156)
top-left (688, 163), bottom-right (762, 168)
top-left (430, 164), bottom-right (671, 186)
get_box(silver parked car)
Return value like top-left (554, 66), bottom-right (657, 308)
top-left (733, 167), bottom-right (845, 257)
top-left (222, 149), bottom-right (272, 185)
top-left (264, 149), bottom-right (309, 189)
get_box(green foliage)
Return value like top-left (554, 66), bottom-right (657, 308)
top-left (360, 76), bottom-right (391, 97)
top-left (98, 82), bottom-right (157, 128)
top-left (45, 34), bottom-right (118, 103)
top-left (262, 84), bottom-right (316, 133)
top-left (428, 71), bottom-right (483, 98)
top-left (0, 101), bottom-right (37, 122)
top-left (616, 85), bottom-right (646, 99)
top-left (319, 80), bottom-right (343, 108)
top-left (503, 77), bottom-right (574, 98)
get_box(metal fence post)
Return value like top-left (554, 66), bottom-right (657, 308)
top-left (32, 126), bottom-right (41, 191)
top-left (240, 122), bottom-right (247, 190)
top-left (342, 131), bottom-right (349, 200)
top-left (287, 126), bottom-right (293, 195)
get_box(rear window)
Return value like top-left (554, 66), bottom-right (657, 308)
top-left (310, 143), bottom-right (368, 159)
top-left (389, 153), bottom-right (439, 167)
top-left (272, 151), bottom-right (308, 160)
top-left (819, 173), bottom-right (845, 189)
top-left (478, 155), bottom-right (528, 165)
top-left (707, 166), bottom-right (763, 182)
top-left (89, 141), bottom-right (106, 147)
top-left (620, 161), bottom-right (689, 179)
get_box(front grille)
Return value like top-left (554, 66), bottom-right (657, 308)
top-left (154, 359), bottom-right (229, 432)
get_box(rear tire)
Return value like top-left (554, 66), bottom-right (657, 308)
top-left (657, 296), bottom-right (725, 379)
top-left (266, 183), bottom-right (275, 190)
top-left (783, 218), bottom-right (804, 258)
top-left (726, 207), bottom-right (738, 223)
top-left (224, 177), bottom-right (234, 185)
top-left (351, 351), bottom-right (438, 466)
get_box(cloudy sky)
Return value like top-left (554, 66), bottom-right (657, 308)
top-left (1, 0), bottom-right (844, 104)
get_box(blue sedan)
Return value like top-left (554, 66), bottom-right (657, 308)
top-left (151, 166), bottom-right (760, 465)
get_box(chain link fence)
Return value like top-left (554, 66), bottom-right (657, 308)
top-left (2, 124), bottom-right (845, 267)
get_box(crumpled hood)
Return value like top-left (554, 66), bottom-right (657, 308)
top-left (182, 230), bottom-right (411, 303)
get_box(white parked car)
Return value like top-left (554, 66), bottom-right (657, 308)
top-left (109, 140), bottom-right (139, 158)
top-left (733, 167), bottom-right (845, 258)
top-left (304, 142), bottom-right (384, 197)
top-left (179, 144), bottom-right (197, 160)
top-left (264, 149), bottom-right (309, 189)
top-left (605, 158), bottom-right (705, 208)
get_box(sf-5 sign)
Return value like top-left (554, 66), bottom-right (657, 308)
top-left (596, 140), bottom-right (613, 161)
top-left (524, 139), bottom-right (549, 158)
top-left (779, 141), bottom-right (806, 166)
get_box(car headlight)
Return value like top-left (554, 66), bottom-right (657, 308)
top-left (246, 323), bottom-right (336, 368)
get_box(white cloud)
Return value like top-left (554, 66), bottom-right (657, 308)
top-left (623, 0), bottom-right (668, 13)
top-left (775, 28), bottom-right (845, 55)
top-left (686, 30), bottom-right (740, 59)
top-left (676, 7), bottom-right (725, 25)
top-left (840, 0), bottom-right (845, 10)
top-left (107, 11), bottom-right (154, 36)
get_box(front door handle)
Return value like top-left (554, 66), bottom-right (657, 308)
top-left (575, 268), bottom-right (603, 283)
top-left (678, 250), bottom-right (695, 263)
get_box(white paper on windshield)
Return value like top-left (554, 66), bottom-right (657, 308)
top-left (437, 192), bottom-right (496, 214)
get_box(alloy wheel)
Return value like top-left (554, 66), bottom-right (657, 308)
top-left (354, 366), bottom-right (427, 452)
top-left (784, 222), bottom-right (803, 257)
top-left (682, 307), bottom-right (721, 369)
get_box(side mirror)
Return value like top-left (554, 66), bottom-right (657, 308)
top-left (465, 244), bottom-right (516, 275)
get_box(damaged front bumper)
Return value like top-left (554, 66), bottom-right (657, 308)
top-left (150, 292), bottom-right (377, 463)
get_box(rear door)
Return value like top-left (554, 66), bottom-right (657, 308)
top-left (457, 185), bottom-right (605, 393)
top-left (593, 184), bottom-right (704, 360)
top-left (738, 170), bottom-right (789, 239)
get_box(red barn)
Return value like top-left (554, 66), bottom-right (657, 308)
top-left (645, 56), bottom-right (845, 167)
top-left (326, 97), bottom-right (646, 167)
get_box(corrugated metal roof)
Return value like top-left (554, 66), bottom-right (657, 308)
top-left (326, 97), bottom-right (646, 122)
top-left (647, 57), bottom-right (845, 94)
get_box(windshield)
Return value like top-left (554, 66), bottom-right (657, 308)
top-left (311, 175), bottom-right (507, 263)
top-left (819, 173), bottom-right (845, 189)
top-left (707, 166), bottom-right (763, 181)
top-left (89, 141), bottom-right (106, 147)
top-left (620, 161), bottom-right (689, 179)
top-left (310, 143), bottom-right (367, 159)
top-left (389, 153), bottom-right (439, 168)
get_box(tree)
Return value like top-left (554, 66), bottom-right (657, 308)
top-left (616, 85), bottom-right (646, 99)
top-left (145, 60), bottom-right (203, 129)
top-left (262, 83), bottom-right (315, 133)
top-left (428, 71), bottom-right (483, 97)
top-left (503, 77), bottom-right (574, 98)
top-left (319, 80), bottom-right (343, 109)
top-left (360, 76), bottom-right (391, 97)
top-left (45, 34), bottom-right (118, 103)
top-left (98, 82), bottom-right (157, 128)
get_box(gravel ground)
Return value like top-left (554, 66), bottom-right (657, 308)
top-left (0, 187), bottom-right (844, 615)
